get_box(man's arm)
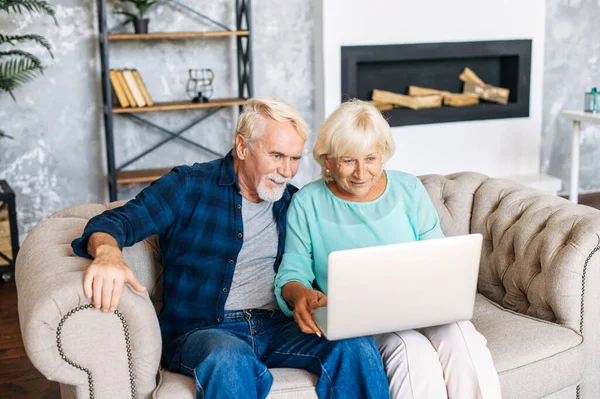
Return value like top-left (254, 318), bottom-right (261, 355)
top-left (72, 166), bottom-right (188, 311)
top-left (83, 232), bottom-right (146, 312)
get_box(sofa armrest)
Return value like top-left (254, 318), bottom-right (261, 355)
top-left (16, 211), bottom-right (162, 399)
top-left (468, 178), bottom-right (600, 330)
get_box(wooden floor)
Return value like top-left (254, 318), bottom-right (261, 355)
top-left (0, 279), bottom-right (60, 398)
top-left (1, 192), bottom-right (600, 398)
top-left (577, 191), bottom-right (600, 210)
top-left (0, 279), bottom-right (60, 399)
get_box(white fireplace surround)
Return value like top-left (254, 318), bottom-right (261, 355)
top-left (313, 0), bottom-right (560, 193)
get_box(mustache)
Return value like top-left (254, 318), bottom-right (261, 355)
top-left (263, 173), bottom-right (291, 184)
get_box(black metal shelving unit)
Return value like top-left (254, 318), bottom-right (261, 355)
top-left (0, 180), bottom-right (19, 282)
top-left (96, 0), bottom-right (253, 201)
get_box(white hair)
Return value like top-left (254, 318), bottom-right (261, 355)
top-left (313, 99), bottom-right (395, 180)
top-left (234, 98), bottom-right (309, 152)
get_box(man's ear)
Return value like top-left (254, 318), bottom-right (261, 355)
top-left (235, 134), bottom-right (249, 160)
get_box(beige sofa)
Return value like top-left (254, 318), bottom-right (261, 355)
top-left (16, 172), bottom-right (600, 398)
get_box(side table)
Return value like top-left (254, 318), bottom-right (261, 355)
top-left (0, 180), bottom-right (19, 281)
top-left (560, 110), bottom-right (600, 203)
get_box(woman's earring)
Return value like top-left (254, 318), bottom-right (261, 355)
top-left (325, 169), bottom-right (330, 174)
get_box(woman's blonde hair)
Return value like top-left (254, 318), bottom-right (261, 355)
top-left (235, 98), bottom-right (309, 151)
top-left (313, 99), bottom-right (395, 179)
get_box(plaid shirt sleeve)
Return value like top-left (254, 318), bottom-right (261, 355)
top-left (72, 166), bottom-right (188, 259)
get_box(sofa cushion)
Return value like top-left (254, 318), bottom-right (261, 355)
top-left (472, 294), bottom-right (585, 399)
top-left (153, 367), bottom-right (318, 398)
top-left (153, 295), bottom-right (584, 399)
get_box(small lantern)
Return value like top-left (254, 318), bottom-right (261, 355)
top-left (186, 68), bottom-right (215, 103)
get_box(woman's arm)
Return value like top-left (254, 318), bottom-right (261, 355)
top-left (275, 196), bottom-right (324, 335)
top-left (415, 178), bottom-right (445, 240)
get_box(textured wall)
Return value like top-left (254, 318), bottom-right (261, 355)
top-left (5, 0), bottom-right (595, 243)
top-left (542, 0), bottom-right (600, 194)
top-left (0, 0), bottom-right (316, 241)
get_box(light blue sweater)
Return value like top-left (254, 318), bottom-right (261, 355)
top-left (274, 170), bottom-right (445, 316)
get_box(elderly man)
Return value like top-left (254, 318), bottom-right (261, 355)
top-left (71, 98), bottom-right (389, 399)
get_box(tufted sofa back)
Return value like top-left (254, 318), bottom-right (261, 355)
top-left (421, 172), bottom-right (600, 332)
top-left (71, 173), bottom-right (600, 333)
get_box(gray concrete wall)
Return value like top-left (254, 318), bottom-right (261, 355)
top-left (3, 0), bottom-right (599, 242)
top-left (541, 0), bottom-right (600, 194)
top-left (0, 0), bottom-right (316, 241)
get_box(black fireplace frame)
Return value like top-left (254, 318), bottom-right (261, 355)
top-left (341, 40), bottom-right (532, 127)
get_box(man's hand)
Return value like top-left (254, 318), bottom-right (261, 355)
top-left (282, 282), bottom-right (327, 337)
top-left (83, 233), bottom-right (146, 312)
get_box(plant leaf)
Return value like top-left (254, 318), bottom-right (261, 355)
top-left (0, 34), bottom-right (53, 58)
top-left (113, 10), bottom-right (138, 19)
top-left (0, 0), bottom-right (58, 25)
top-left (0, 50), bottom-right (43, 71)
top-left (139, 1), bottom-right (157, 16)
top-left (116, 0), bottom-right (157, 17)
top-left (0, 57), bottom-right (44, 99)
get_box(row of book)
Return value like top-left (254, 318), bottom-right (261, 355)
top-left (109, 69), bottom-right (154, 108)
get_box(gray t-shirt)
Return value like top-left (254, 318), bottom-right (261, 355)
top-left (224, 198), bottom-right (280, 310)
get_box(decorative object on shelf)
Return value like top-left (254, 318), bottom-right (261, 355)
top-left (186, 68), bottom-right (214, 103)
top-left (0, 0), bottom-right (56, 140)
top-left (0, 180), bottom-right (19, 282)
top-left (584, 87), bottom-right (599, 113)
top-left (114, 0), bottom-right (156, 34)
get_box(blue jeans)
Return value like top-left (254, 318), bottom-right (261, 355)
top-left (162, 309), bottom-right (389, 399)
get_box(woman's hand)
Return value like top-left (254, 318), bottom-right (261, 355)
top-left (282, 282), bottom-right (327, 336)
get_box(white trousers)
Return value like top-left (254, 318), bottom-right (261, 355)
top-left (373, 321), bottom-right (502, 399)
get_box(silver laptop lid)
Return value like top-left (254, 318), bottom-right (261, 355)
top-left (317, 234), bottom-right (482, 340)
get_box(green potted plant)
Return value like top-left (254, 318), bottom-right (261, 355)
top-left (115, 0), bottom-right (157, 34)
top-left (0, 0), bottom-right (56, 140)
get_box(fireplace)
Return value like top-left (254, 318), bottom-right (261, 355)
top-left (341, 40), bottom-right (532, 127)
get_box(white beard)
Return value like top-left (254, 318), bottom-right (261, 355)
top-left (257, 173), bottom-right (290, 202)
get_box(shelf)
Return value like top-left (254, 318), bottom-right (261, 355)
top-left (112, 98), bottom-right (247, 114)
top-left (116, 168), bottom-right (172, 184)
top-left (561, 110), bottom-right (600, 124)
top-left (99, 0), bottom-right (253, 200)
top-left (108, 30), bottom-right (249, 40)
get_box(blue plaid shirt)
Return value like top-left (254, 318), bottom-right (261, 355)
top-left (72, 151), bottom-right (297, 349)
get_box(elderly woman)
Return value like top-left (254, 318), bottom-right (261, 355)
top-left (274, 99), bottom-right (502, 399)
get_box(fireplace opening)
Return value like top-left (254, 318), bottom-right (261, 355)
top-left (341, 40), bottom-right (532, 127)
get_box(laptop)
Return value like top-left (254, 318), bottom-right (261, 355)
top-left (312, 234), bottom-right (482, 340)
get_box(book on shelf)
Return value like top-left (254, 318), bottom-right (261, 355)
top-left (109, 69), bottom-right (155, 109)
top-left (122, 69), bottom-right (146, 107)
top-left (115, 70), bottom-right (137, 107)
top-left (109, 70), bottom-right (130, 108)
top-left (132, 69), bottom-right (154, 107)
